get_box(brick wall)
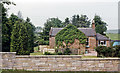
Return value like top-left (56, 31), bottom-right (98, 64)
top-left (0, 52), bottom-right (120, 71)
top-left (87, 37), bottom-right (96, 49)
top-left (49, 37), bottom-right (55, 48)
top-left (106, 41), bottom-right (110, 47)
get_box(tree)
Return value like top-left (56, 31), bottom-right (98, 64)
top-left (42, 18), bottom-right (62, 44)
top-left (94, 15), bottom-right (107, 35)
top-left (11, 18), bottom-right (35, 55)
top-left (10, 21), bottom-right (20, 53)
top-left (63, 17), bottom-right (70, 27)
top-left (25, 17), bottom-right (35, 53)
top-left (1, 0), bottom-right (16, 52)
top-left (18, 22), bottom-right (29, 55)
top-left (17, 11), bottom-right (23, 19)
top-left (71, 14), bottom-right (90, 28)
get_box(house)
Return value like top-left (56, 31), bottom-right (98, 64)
top-left (49, 20), bottom-right (111, 53)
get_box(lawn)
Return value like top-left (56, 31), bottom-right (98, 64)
top-left (30, 52), bottom-right (43, 55)
top-left (82, 56), bottom-right (98, 58)
top-left (1, 70), bottom-right (120, 73)
top-left (106, 33), bottom-right (120, 40)
top-left (30, 46), bottom-right (43, 55)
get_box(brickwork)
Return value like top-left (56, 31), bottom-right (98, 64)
top-left (0, 52), bottom-right (120, 71)
top-left (87, 37), bottom-right (96, 49)
top-left (49, 37), bottom-right (55, 48)
top-left (106, 41), bottom-right (110, 47)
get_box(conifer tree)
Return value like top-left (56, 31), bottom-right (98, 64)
top-left (10, 21), bottom-right (20, 53)
top-left (18, 22), bottom-right (29, 55)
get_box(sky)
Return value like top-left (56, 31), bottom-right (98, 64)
top-left (8, 0), bottom-right (119, 30)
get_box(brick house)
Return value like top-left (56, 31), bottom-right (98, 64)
top-left (49, 20), bottom-right (111, 53)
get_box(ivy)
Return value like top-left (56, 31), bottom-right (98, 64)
top-left (55, 24), bottom-right (87, 48)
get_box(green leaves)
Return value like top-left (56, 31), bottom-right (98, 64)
top-left (55, 24), bottom-right (87, 48)
top-left (10, 18), bottom-right (35, 55)
top-left (94, 15), bottom-right (107, 35)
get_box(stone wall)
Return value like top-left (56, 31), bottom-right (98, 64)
top-left (0, 52), bottom-right (120, 71)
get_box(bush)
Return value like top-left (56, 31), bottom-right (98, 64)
top-left (95, 46), bottom-right (114, 57)
top-left (114, 45), bottom-right (120, 57)
top-left (44, 52), bottom-right (55, 55)
top-left (57, 51), bottom-right (63, 55)
top-left (63, 48), bottom-right (72, 55)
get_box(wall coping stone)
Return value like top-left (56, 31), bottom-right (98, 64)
top-left (80, 58), bottom-right (120, 61)
top-left (0, 52), bottom-right (16, 54)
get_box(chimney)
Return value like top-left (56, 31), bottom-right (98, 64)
top-left (92, 20), bottom-right (95, 29)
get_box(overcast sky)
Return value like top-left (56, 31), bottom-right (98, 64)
top-left (8, 0), bottom-right (119, 30)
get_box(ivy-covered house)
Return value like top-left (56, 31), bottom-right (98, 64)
top-left (49, 21), bottom-right (111, 54)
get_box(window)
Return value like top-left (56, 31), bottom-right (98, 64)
top-left (86, 38), bottom-right (89, 47)
top-left (98, 41), bottom-right (106, 46)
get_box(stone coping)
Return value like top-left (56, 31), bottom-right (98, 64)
top-left (80, 58), bottom-right (120, 61)
top-left (16, 55), bottom-right (82, 58)
top-left (0, 52), bottom-right (16, 53)
top-left (15, 55), bottom-right (120, 60)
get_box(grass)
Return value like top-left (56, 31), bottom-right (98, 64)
top-left (34, 46), bottom-right (39, 52)
top-left (30, 52), bottom-right (43, 55)
top-left (106, 33), bottom-right (120, 40)
top-left (0, 70), bottom-right (2, 73)
top-left (30, 46), bottom-right (43, 55)
top-left (82, 56), bottom-right (98, 58)
top-left (2, 69), bottom-right (120, 73)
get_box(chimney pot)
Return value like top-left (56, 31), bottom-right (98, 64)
top-left (92, 20), bottom-right (95, 29)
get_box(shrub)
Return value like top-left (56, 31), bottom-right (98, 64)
top-left (114, 45), bottom-right (120, 57)
top-left (57, 51), bottom-right (63, 55)
top-left (63, 48), bottom-right (72, 55)
top-left (44, 52), bottom-right (56, 55)
top-left (95, 46), bottom-right (114, 57)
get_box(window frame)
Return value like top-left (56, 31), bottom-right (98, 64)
top-left (98, 40), bottom-right (107, 46)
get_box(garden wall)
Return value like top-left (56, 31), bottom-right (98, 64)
top-left (0, 52), bottom-right (120, 71)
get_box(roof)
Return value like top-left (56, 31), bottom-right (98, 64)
top-left (50, 28), bottom-right (96, 37)
top-left (96, 33), bottom-right (110, 41)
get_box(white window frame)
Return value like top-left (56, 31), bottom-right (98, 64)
top-left (98, 40), bottom-right (107, 46)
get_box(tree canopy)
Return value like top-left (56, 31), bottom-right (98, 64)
top-left (94, 15), bottom-right (107, 35)
top-left (55, 24), bottom-right (87, 48)
top-left (1, 0), bottom-right (35, 55)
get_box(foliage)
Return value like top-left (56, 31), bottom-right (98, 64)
top-left (72, 15), bottom-right (91, 28)
top-left (94, 15), bottom-right (107, 35)
top-left (44, 52), bottom-right (55, 55)
top-left (55, 24), bottom-right (87, 48)
top-left (34, 46), bottom-right (39, 52)
top-left (63, 48), bottom-right (71, 55)
top-left (10, 21), bottom-right (20, 53)
top-left (42, 18), bottom-right (63, 42)
top-left (57, 51), bottom-right (63, 55)
top-left (1, 1), bottom-right (16, 52)
top-left (114, 45), bottom-right (120, 57)
top-left (10, 17), bottom-right (35, 55)
top-left (63, 17), bottom-right (70, 27)
top-left (30, 52), bottom-right (43, 55)
top-left (95, 46), bottom-right (115, 57)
